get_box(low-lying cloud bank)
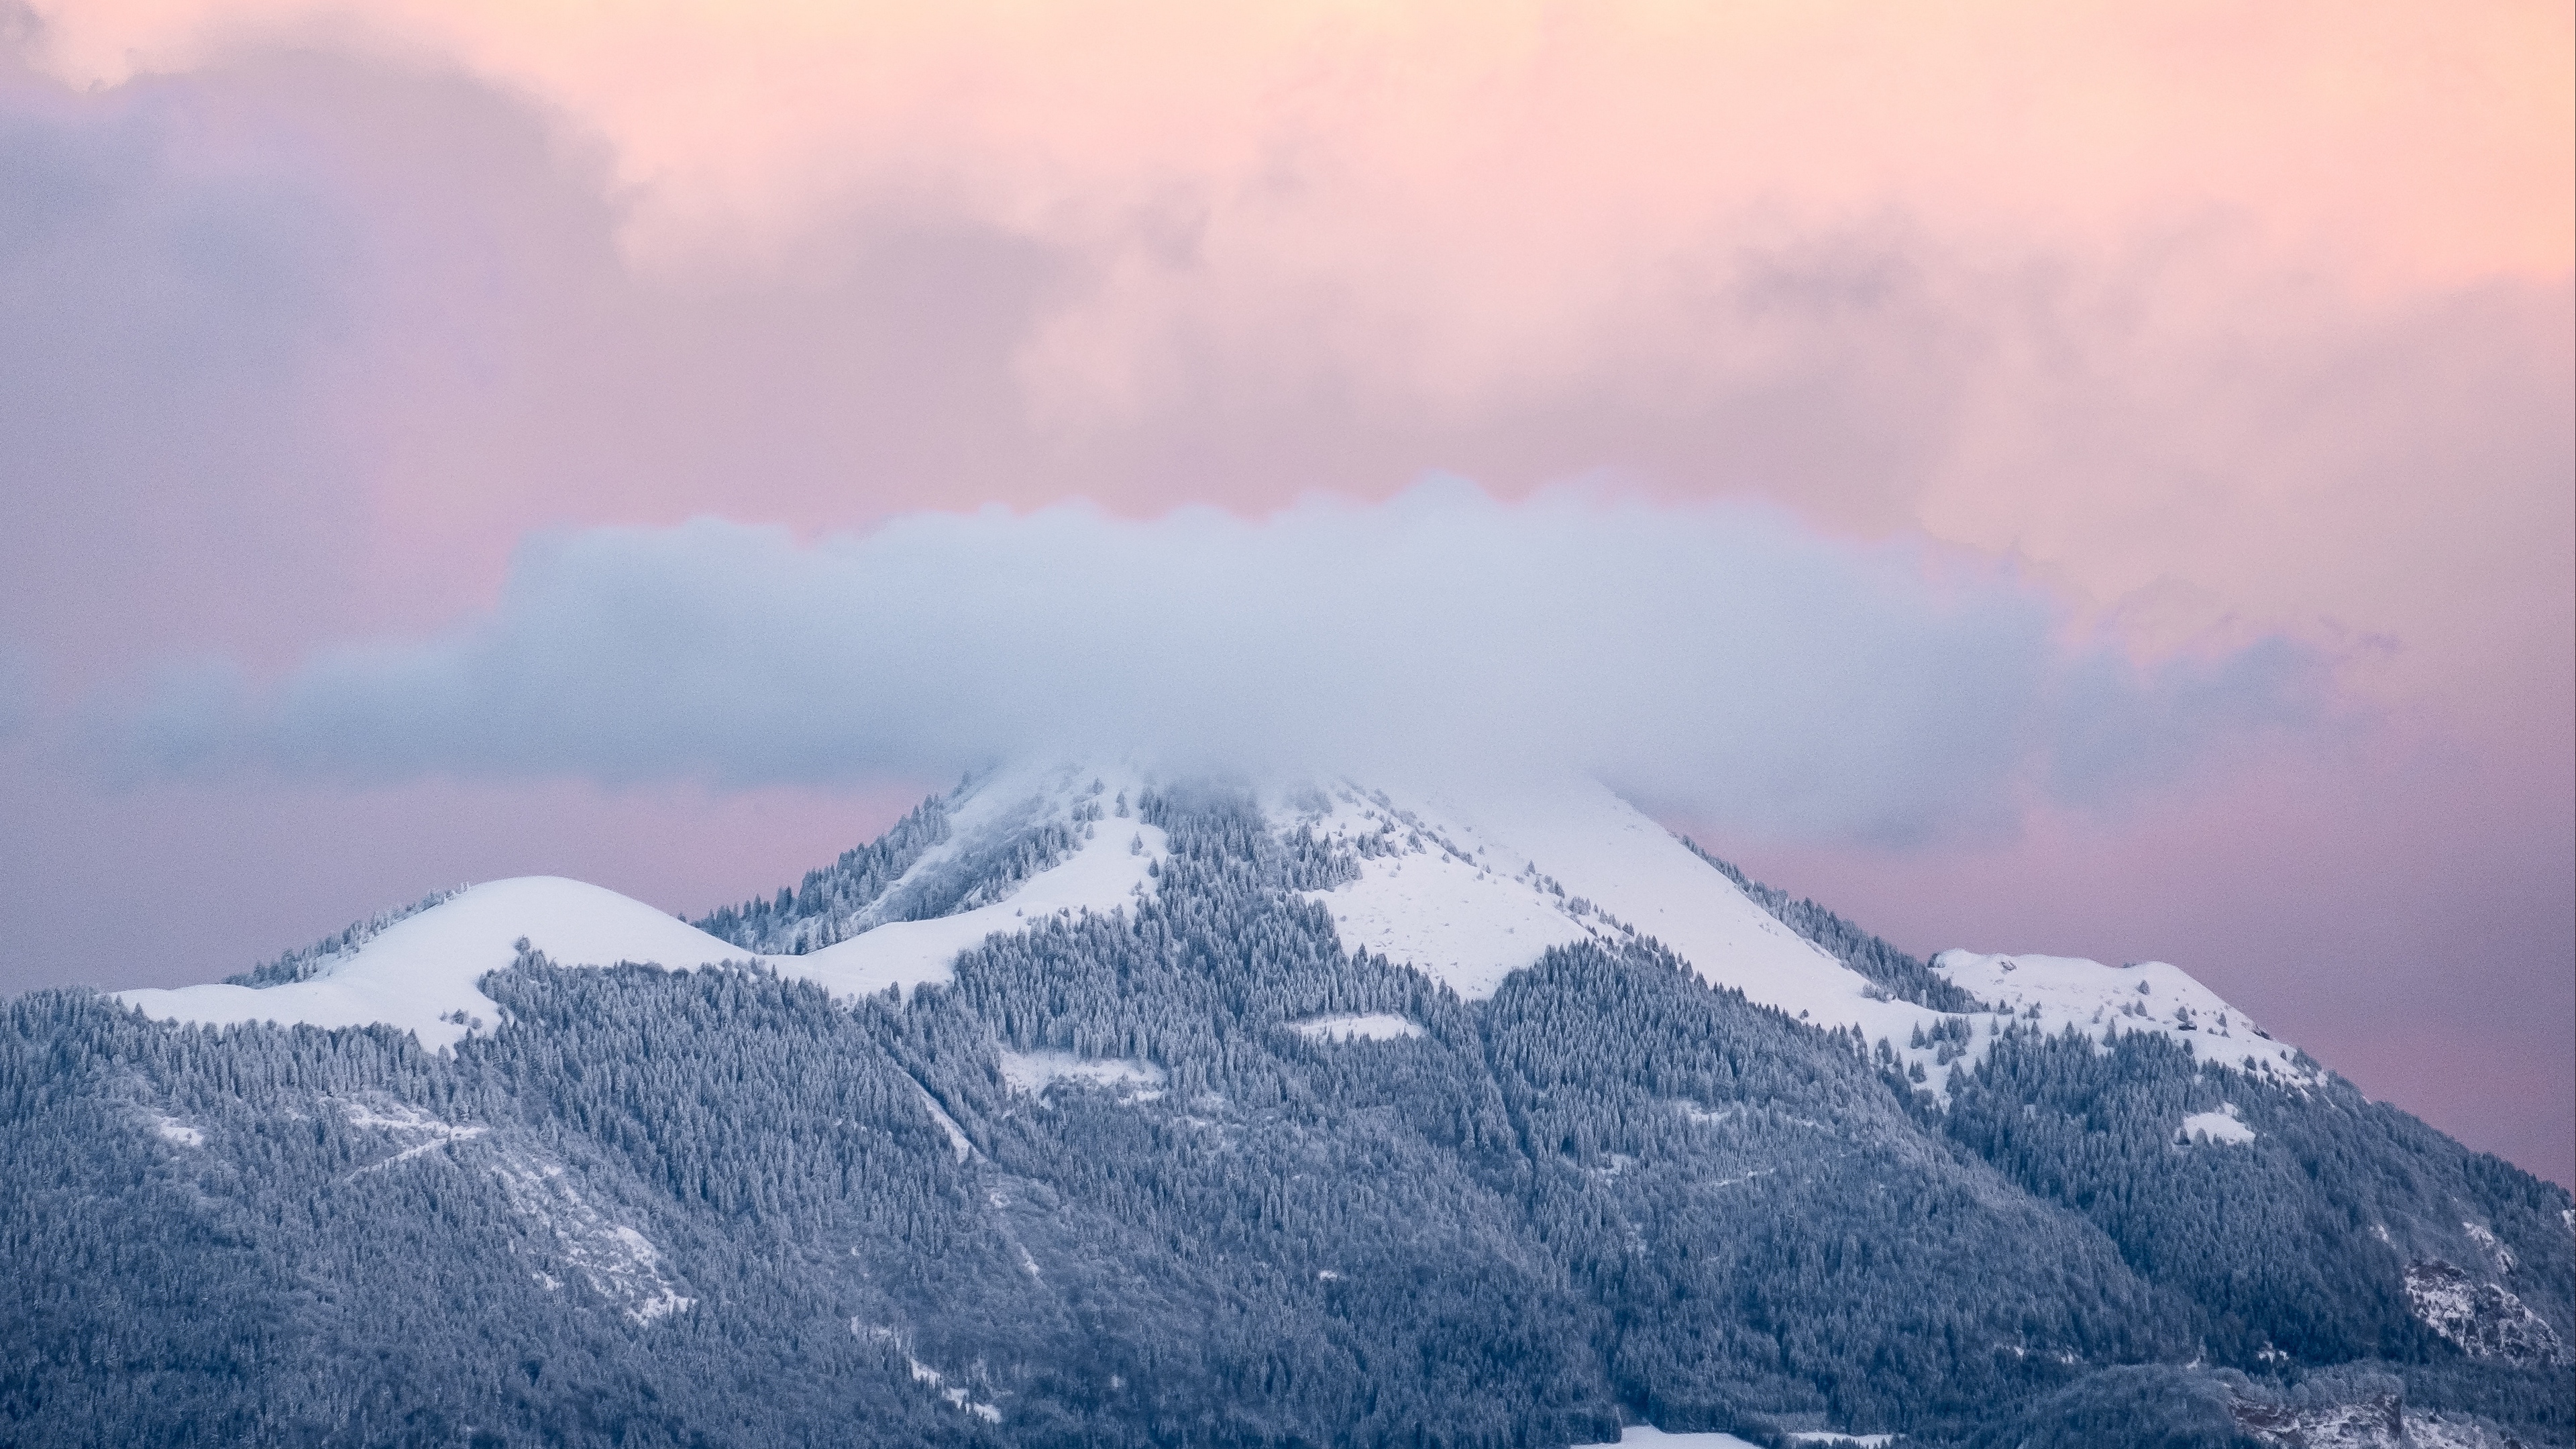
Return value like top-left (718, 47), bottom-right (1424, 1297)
top-left (118, 484), bottom-right (2334, 843)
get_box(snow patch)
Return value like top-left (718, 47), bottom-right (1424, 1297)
top-left (999, 1049), bottom-right (1165, 1100)
top-left (912, 1083), bottom-right (974, 1163)
top-left (2177, 1103), bottom-right (2257, 1146)
top-left (2231, 1389), bottom-right (2404, 1448)
top-left (149, 1114), bottom-right (203, 1148)
top-left (854, 1325), bottom-right (1002, 1422)
top-left (2406, 1412), bottom-right (2545, 1448)
top-left (327, 1099), bottom-right (691, 1324)
top-left (2461, 1222), bottom-right (2515, 1274)
top-left (490, 1154), bottom-right (694, 1324)
top-left (341, 1099), bottom-right (490, 1175)
top-left (1286, 1012), bottom-right (1425, 1042)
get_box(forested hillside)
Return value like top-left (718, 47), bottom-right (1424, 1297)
top-left (3, 785), bottom-right (2567, 1448)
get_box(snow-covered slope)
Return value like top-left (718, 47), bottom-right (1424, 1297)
top-left (118, 764), bottom-right (1167, 1051)
top-left (1274, 777), bottom-right (1843, 1003)
top-left (1275, 777), bottom-right (1977, 1081)
top-left (116, 877), bottom-right (758, 1052)
top-left (1273, 774), bottom-right (2307, 1091)
top-left (777, 798), bottom-right (1164, 1000)
top-left (118, 760), bottom-right (2298, 1095)
top-left (1932, 951), bottom-right (2311, 1081)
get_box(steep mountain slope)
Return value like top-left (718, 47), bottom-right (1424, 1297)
top-left (7, 765), bottom-right (2567, 1449)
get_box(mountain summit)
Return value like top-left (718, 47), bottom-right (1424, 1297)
top-left (10, 765), bottom-right (2569, 1447)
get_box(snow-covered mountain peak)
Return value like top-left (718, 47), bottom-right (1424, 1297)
top-left (116, 876), bottom-right (760, 1052)
top-left (114, 757), bottom-right (2307, 1097)
top-left (117, 764), bottom-right (1171, 1049)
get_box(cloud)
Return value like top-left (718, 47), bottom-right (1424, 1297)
top-left (117, 483), bottom-right (2334, 843)
top-left (0, 43), bottom-right (365, 678)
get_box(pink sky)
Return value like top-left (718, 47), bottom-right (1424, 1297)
top-left (0, 1), bottom-right (2567, 1180)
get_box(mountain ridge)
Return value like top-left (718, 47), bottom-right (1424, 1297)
top-left (114, 763), bottom-right (2317, 1098)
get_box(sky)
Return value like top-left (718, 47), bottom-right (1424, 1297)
top-left (0, 1), bottom-right (2568, 1182)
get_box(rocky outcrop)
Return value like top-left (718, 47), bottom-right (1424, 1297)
top-left (2406, 1260), bottom-right (2571, 1368)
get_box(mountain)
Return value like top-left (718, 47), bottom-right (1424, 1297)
top-left (6, 763), bottom-right (2569, 1448)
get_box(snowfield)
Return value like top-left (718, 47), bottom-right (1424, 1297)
top-left (912, 1083), bottom-right (976, 1163)
top-left (488, 1152), bottom-right (695, 1325)
top-left (1282, 774), bottom-right (1973, 1073)
top-left (1277, 777), bottom-right (1839, 1010)
top-left (853, 1326), bottom-right (1004, 1424)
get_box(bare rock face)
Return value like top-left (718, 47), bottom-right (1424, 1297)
top-left (2406, 1415), bottom-right (2547, 1449)
top-left (2230, 1382), bottom-right (2544, 1449)
top-left (2406, 1260), bottom-right (2571, 1368)
top-left (2232, 1387), bottom-right (2404, 1448)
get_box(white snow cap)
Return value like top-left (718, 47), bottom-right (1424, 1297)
top-left (116, 877), bottom-right (758, 1052)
